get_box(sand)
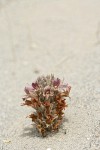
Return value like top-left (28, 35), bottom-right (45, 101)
top-left (0, 0), bottom-right (100, 150)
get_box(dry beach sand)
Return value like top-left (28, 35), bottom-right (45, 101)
top-left (0, 0), bottom-right (100, 150)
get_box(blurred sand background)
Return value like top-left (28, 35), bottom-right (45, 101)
top-left (0, 0), bottom-right (100, 150)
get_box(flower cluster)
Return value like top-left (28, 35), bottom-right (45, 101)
top-left (22, 75), bottom-right (71, 137)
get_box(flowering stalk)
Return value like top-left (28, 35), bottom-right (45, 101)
top-left (22, 75), bottom-right (71, 137)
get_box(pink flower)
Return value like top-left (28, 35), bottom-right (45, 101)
top-left (44, 86), bottom-right (50, 94)
top-left (53, 78), bottom-right (60, 87)
top-left (32, 82), bottom-right (39, 89)
top-left (24, 86), bottom-right (34, 94)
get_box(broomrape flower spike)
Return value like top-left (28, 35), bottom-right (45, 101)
top-left (22, 75), bottom-right (71, 137)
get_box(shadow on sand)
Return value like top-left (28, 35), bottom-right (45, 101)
top-left (20, 117), bottom-right (69, 138)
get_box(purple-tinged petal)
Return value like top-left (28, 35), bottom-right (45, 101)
top-left (24, 86), bottom-right (34, 94)
top-left (44, 86), bottom-right (50, 94)
top-left (53, 78), bottom-right (60, 87)
top-left (32, 82), bottom-right (39, 89)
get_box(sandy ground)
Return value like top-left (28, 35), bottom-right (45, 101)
top-left (0, 0), bottom-right (100, 150)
